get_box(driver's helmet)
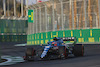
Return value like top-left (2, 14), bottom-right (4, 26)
top-left (53, 37), bottom-right (58, 41)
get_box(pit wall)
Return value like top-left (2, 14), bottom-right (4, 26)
top-left (27, 29), bottom-right (100, 45)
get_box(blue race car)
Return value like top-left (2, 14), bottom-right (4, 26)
top-left (24, 37), bottom-right (84, 61)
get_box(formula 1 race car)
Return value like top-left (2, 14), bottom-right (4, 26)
top-left (24, 37), bottom-right (84, 61)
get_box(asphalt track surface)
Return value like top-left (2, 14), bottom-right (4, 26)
top-left (0, 43), bottom-right (100, 67)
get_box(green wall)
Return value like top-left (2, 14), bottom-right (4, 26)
top-left (0, 19), bottom-right (28, 33)
top-left (0, 19), bottom-right (28, 42)
top-left (0, 35), bottom-right (27, 42)
top-left (27, 29), bottom-right (100, 45)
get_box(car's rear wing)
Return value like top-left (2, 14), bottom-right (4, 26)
top-left (62, 37), bottom-right (77, 42)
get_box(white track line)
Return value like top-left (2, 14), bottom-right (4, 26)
top-left (0, 56), bottom-right (25, 66)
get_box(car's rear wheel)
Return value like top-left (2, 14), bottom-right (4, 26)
top-left (73, 44), bottom-right (84, 57)
top-left (58, 46), bottom-right (68, 59)
top-left (25, 48), bottom-right (35, 61)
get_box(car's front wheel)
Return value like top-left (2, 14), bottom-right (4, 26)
top-left (25, 48), bottom-right (35, 61)
top-left (58, 46), bottom-right (68, 59)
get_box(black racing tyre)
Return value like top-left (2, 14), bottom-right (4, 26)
top-left (73, 45), bottom-right (84, 57)
top-left (58, 46), bottom-right (68, 59)
top-left (26, 48), bottom-right (35, 61)
top-left (37, 47), bottom-right (44, 57)
top-left (26, 48), bottom-right (35, 56)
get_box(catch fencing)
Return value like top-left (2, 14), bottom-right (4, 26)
top-left (27, 0), bottom-right (100, 45)
top-left (28, 0), bottom-right (100, 34)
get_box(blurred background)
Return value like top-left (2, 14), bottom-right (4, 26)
top-left (0, 0), bottom-right (100, 44)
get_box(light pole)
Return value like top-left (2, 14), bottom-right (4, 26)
top-left (21, 0), bottom-right (24, 17)
top-left (7, 0), bottom-right (10, 17)
top-left (45, 5), bottom-right (48, 32)
top-left (39, 7), bottom-right (42, 33)
top-left (3, 0), bottom-right (6, 17)
top-left (69, 0), bottom-right (72, 29)
top-left (84, 0), bottom-right (87, 28)
top-left (59, 0), bottom-right (64, 30)
top-left (26, 0), bottom-right (28, 17)
top-left (98, 0), bottom-right (100, 27)
top-left (14, 0), bottom-right (16, 17)
top-left (50, 0), bottom-right (55, 31)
